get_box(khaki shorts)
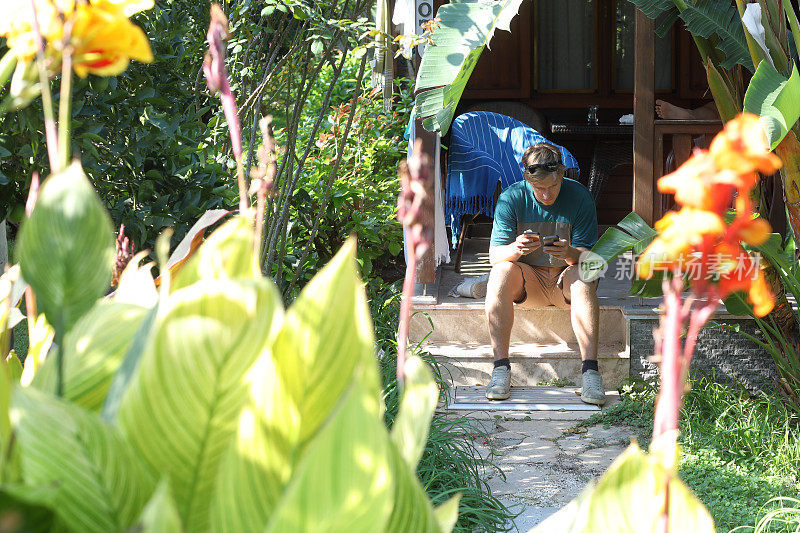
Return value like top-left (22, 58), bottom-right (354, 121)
top-left (513, 263), bottom-right (574, 308)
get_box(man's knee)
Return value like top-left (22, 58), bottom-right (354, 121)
top-left (487, 261), bottom-right (522, 296)
top-left (563, 266), bottom-right (597, 299)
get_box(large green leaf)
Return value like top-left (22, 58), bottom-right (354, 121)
top-left (116, 277), bottom-right (283, 531)
top-left (0, 350), bottom-right (12, 483)
top-left (706, 58), bottom-right (742, 122)
top-left (209, 239), bottom-right (393, 531)
top-left (15, 162), bottom-right (114, 335)
top-left (135, 481), bottom-right (183, 533)
top-left (10, 386), bottom-right (156, 532)
top-left (414, 0), bottom-right (523, 135)
top-left (172, 215), bottom-right (257, 291)
top-left (391, 355), bottom-right (439, 470)
top-left (263, 377), bottom-right (393, 533)
top-left (32, 301), bottom-right (149, 412)
top-left (433, 493), bottom-right (461, 533)
top-left (112, 251), bottom-right (158, 308)
top-left (209, 353), bottom-right (301, 531)
top-left (272, 238), bottom-right (379, 444)
top-left (101, 304), bottom-right (159, 422)
top-left (678, 1), bottom-right (754, 71)
top-left (744, 60), bottom-right (800, 149)
top-left (592, 212), bottom-right (657, 264)
top-left (385, 445), bottom-right (442, 533)
top-left (628, 0), bottom-right (675, 19)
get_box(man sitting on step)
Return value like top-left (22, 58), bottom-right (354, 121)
top-left (484, 143), bottom-right (605, 405)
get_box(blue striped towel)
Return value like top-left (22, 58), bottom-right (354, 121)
top-left (446, 111), bottom-right (579, 247)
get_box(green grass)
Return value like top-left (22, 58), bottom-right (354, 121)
top-left (537, 377), bottom-right (576, 387)
top-left (583, 379), bottom-right (800, 532)
top-left (367, 280), bottom-right (515, 532)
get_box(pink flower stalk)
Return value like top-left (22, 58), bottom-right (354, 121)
top-left (396, 139), bottom-right (432, 381)
top-left (204, 4), bottom-right (241, 160)
top-left (203, 3), bottom-right (247, 212)
top-left (249, 116), bottom-right (277, 256)
top-left (652, 277), bottom-right (719, 533)
top-left (25, 172), bottom-right (40, 216)
top-left (111, 224), bottom-right (134, 289)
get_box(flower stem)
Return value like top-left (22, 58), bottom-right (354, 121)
top-left (236, 157), bottom-right (248, 214)
top-left (58, 53), bottom-right (72, 169)
top-left (653, 277), bottom-right (686, 440)
top-left (397, 245), bottom-right (417, 382)
top-left (29, 0), bottom-right (59, 171)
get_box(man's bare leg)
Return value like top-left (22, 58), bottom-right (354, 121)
top-left (485, 261), bottom-right (525, 361)
top-left (562, 268), bottom-right (604, 404)
top-left (564, 271), bottom-right (599, 362)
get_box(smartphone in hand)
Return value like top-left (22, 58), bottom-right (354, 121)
top-left (542, 234), bottom-right (559, 246)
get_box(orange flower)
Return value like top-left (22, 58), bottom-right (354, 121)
top-left (636, 208), bottom-right (725, 279)
top-left (726, 215), bottom-right (771, 247)
top-left (71, 2), bottom-right (154, 77)
top-left (712, 243), bottom-right (773, 317)
top-left (636, 114), bottom-right (778, 316)
top-left (709, 113), bottom-right (782, 175)
top-left (657, 150), bottom-right (734, 213)
top-left (747, 270), bottom-right (774, 317)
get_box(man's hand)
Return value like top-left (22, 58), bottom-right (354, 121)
top-left (543, 238), bottom-right (577, 263)
top-left (514, 232), bottom-right (540, 256)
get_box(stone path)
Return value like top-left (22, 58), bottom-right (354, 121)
top-left (459, 392), bottom-right (638, 531)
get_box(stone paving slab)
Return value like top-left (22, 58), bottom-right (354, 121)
top-left (455, 403), bottom-right (637, 532)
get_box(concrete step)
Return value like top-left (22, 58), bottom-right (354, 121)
top-left (447, 385), bottom-right (600, 411)
top-left (409, 306), bottom-right (626, 346)
top-left (424, 341), bottom-right (628, 391)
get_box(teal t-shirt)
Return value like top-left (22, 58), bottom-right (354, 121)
top-left (490, 178), bottom-right (598, 267)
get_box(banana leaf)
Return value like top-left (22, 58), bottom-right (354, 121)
top-left (744, 60), bottom-right (800, 150)
top-left (414, 0), bottom-right (523, 135)
top-left (627, 0), bottom-right (675, 19)
top-left (590, 212), bottom-right (664, 297)
top-left (677, 0), bottom-right (754, 71)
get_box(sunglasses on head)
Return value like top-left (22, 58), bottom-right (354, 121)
top-left (525, 162), bottom-right (560, 174)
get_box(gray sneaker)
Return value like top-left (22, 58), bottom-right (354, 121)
top-left (485, 365), bottom-right (511, 400)
top-left (581, 369), bottom-right (606, 406)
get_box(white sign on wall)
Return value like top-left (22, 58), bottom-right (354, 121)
top-left (415, 0), bottom-right (434, 56)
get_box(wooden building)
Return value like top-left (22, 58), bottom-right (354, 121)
top-left (412, 0), bottom-right (724, 283)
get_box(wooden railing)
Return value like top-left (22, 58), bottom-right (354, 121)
top-left (653, 120), bottom-right (722, 218)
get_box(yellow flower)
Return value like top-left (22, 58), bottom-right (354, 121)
top-left (71, 1), bottom-right (154, 77)
top-left (0, 0), bottom-right (153, 77)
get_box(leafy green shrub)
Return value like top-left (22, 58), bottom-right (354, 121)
top-left (0, 165), bottom-right (458, 532)
top-left (273, 54), bottom-right (411, 291)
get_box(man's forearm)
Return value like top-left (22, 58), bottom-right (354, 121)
top-left (489, 244), bottom-right (523, 265)
top-left (565, 246), bottom-right (588, 265)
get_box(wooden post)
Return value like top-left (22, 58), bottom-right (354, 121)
top-left (633, 9), bottom-right (656, 225)
top-left (415, 117), bottom-right (436, 284)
